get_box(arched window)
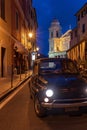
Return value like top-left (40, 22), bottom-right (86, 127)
top-left (51, 32), bottom-right (53, 38)
top-left (56, 31), bottom-right (59, 37)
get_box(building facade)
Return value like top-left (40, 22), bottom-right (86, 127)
top-left (48, 19), bottom-right (71, 58)
top-left (0, 0), bottom-right (38, 77)
top-left (67, 3), bottom-right (87, 68)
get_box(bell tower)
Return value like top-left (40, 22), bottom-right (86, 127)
top-left (48, 19), bottom-right (62, 57)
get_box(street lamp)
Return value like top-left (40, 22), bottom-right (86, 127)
top-left (36, 47), bottom-right (40, 59)
top-left (36, 47), bottom-right (39, 51)
top-left (28, 32), bottom-right (33, 38)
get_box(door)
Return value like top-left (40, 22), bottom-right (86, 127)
top-left (1, 47), bottom-right (6, 77)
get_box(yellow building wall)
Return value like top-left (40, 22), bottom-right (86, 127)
top-left (0, 0), bottom-right (12, 77)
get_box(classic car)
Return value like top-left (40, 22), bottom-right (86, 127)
top-left (29, 58), bottom-right (87, 117)
top-left (80, 68), bottom-right (87, 80)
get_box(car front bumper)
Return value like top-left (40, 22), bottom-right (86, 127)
top-left (41, 99), bottom-right (87, 109)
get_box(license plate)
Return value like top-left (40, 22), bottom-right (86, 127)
top-left (65, 107), bottom-right (79, 112)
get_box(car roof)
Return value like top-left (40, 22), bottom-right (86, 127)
top-left (34, 58), bottom-right (73, 64)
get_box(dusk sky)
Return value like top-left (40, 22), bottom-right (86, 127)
top-left (33, 0), bottom-right (87, 56)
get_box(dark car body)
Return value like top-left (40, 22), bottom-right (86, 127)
top-left (80, 69), bottom-right (87, 79)
top-left (29, 58), bottom-right (87, 117)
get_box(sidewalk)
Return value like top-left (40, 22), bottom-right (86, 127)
top-left (0, 70), bottom-right (32, 99)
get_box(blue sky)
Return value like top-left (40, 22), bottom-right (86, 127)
top-left (33, 0), bottom-right (87, 56)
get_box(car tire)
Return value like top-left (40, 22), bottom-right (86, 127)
top-left (34, 96), bottom-right (47, 117)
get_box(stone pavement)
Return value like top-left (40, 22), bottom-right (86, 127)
top-left (0, 70), bottom-right (32, 99)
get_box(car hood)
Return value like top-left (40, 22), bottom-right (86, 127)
top-left (41, 74), bottom-right (86, 88)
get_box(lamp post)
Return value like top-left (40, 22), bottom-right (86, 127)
top-left (28, 32), bottom-right (39, 67)
top-left (11, 46), bottom-right (18, 88)
top-left (28, 32), bottom-right (33, 70)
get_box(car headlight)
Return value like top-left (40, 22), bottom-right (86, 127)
top-left (46, 89), bottom-right (54, 97)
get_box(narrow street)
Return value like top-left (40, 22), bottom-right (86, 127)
top-left (0, 1), bottom-right (87, 130)
top-left (0, 80), bottom-right (87, 130)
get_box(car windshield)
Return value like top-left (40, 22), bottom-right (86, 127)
top-left (39, 60), bottom-right (78, 74)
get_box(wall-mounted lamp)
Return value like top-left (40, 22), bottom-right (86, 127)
top-left (28, 32), bottom-right (33, 38)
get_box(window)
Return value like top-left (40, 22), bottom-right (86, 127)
top-left (85, 42), bottom-right (87, 60)
top-left (51, 47), bottom-right (53, 51)
top-left (57, 46), bottom-right (59, 51)
top-left (77, 15), bottom-right (80, 21)
top-left (82, 24), bottom-right (85, 33)
top-left (81, 9), bottom-right (86, 18)
top-left (40, 61), bottom-right (62, 74)
top-left (0, 0), bottom-right (5, 20)
top-left (71, 32), bottom-right (73, 39)
top-left (51, 32), bottom-right (53, 38)
top-left (83, 9), bottom-right (86, 16)
top-left (78, 23), bottom-right (80, 28)
top-left (62, 61), bottom-right (78, 73)
top-left (86, 8), bottom-right (87, 14)
top-left (16, 12), bottom-right (19, 30)
top-left (81, 11), bottom-right (83, 18)
top-left (56, 31), bottom-right (59, 37)
top-left (75, 30), bottom-right (77, 37)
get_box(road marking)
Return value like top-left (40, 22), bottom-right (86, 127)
top-left (0, 79), bottom-right (30, 109)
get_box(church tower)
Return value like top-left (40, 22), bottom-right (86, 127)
top-left (48, 19), bottom-right (71, 58)
top-left (48, 19), bottom-right (62, 57)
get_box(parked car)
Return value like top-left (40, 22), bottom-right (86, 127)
top-left (29, 58), bottom-right (87, 117)
top-left (79, 68), bottom-right (87, 80)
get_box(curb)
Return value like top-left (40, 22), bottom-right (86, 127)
top-left (0, 75), bottom-right (31, 101)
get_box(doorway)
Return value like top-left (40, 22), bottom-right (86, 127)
top-left (1, 47), bottom-right (6, 77)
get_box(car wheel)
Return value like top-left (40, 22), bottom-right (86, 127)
top-left (34, 96), bottom-right (47, 117)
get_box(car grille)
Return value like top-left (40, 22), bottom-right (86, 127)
top-left (54, 87), bottom-right (87, 99)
